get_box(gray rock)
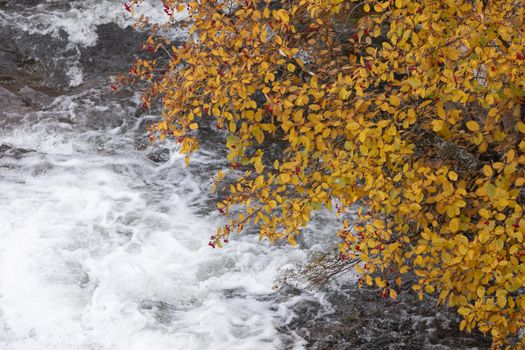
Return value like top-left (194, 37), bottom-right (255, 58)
top-left (280, 282), bottom-right (492, 350)
top-left (0, 0), bottom-right (44, 7)
top-left (147, 148), bottom-right (170, 163)
top-left (0, 144), bottom-right (35, 159)
top-left (139, 299), bottom-right (177, 324)
top-left (18, 85), bottom-right (54, 108)
top-left (79, 23), bottom-right (149, 76)
top-left (0, 24), bottom-right (75, 88)
top-left (0, 86), bottom-right (27, 112)
top-left (0, 50), bottom-right (17, 72)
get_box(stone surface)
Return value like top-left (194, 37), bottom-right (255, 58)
top-left (281, 283), bottom-right (491, 349)
top-left (0, 144), bottom-right (35, 159)
top-left (79, 23), bottom-right (148, 76)
top-left (0, 86), bottom-right (28, 112)
top-left (147, 148), bottom-right (171, 163)
top-left (18, 85), bottom-right (54, 108)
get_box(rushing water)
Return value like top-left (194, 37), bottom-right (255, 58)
top-left (0, 2), bottom-right (320, 349)
top-left (0, 2), bottom-right (491, 349)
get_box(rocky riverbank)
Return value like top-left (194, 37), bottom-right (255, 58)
top-left (0, 2), bottom-right (492, 349)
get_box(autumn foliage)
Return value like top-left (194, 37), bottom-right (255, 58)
top-left (124, 0), bottom-right (525, 347)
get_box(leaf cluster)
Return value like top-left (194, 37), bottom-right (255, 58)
top-left (126, 0), bottom-right (525, 346)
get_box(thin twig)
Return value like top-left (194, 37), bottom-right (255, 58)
top-left (160, 43), bottom-right (174, 59)
top-left (335, 1), bottom-right (365, 43)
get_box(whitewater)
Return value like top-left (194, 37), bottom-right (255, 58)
top-left (0, 1), bottom-right (492, 349)
top-left (0, 1), bottom-right (324, 349)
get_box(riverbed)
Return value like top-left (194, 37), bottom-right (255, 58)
top-left (0, 2), bottom-right (490, 349)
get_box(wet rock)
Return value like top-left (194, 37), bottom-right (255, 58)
top-left (0, 50), bottom-right (17, 73)
top-left (0, 24), bottom-right (74, 87)
top-left (281, 283), bottom-right (491, 349)
top-left (0, 86), bottom-right (21, 101)
top-left (0, 1), bottom-right (72, 13)
top-left (0, 86), bottom-right (28, 112)
top-left (79, 23), bottom-right (149, 76)
top-left (0, 144), bottom-right (35, 159)
top-left (224, 288), bottom-right (247, 299)
top-left (18, 86), bottom-right (54, 108)
top-left (135, 140), bottom-right (149, 151)
top-left (139, 299), bottom-right (177, 325)
top-left (0, 0), bottom-right (44, 7)
top-left (147, 148), bottom-right (170, 163)
top-left (196, 256), bottom-right (236, 281)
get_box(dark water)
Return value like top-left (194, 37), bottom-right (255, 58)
top-left (0, 2), bottom-right (490, 349)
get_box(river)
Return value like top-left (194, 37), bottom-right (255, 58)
top-left (0, 1), bottom-right (490, 349)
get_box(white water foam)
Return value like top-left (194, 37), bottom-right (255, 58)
top-left (0, 0), bottom-right (186, 86)
top-left (0, 2), bottom-right (347, 347)
top-left (0, 84), bottom-right (340, 349)
top-left (0, 0), bottom-right (186, 47)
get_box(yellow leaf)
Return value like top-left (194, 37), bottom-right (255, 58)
top-left (373, 219), bottom-right (385, 229)
top-left (229, 121), bottom-right (237, 133)
top-left (189, 123), bottom-right (199, 130)
top-left (158, 121), bottom-right (167, 130)
top-left (373, 3), bottom-right (384, 12)
top-left (458, 307), bottom-right (470, 316)
top-left (466, 121), bottom-right (480, 131)
top-left (375, 277), bottom-right (386, 288)
top-left (364, 4), bottom-right (370, 12)
top-left (407, 108), bottom-right (416, 122)
top-left (482, 165), bottom-right (493, 177)
top-left (432, 120), bottom-right (445, 132)
top-left (389, 289), bottom-right (398, 299)
top-left (389, 95), bottom-right (400, 107)
top-left (448, 171), bottom-right (458, 181)
top-left (437, 107), bottom-right (446, 120)
top-left (254, 159), bottom-right (264, 173)
top-left (449, 218), bottom-right (460, 233)
top-left (287, 63), bottom-right (296, 72)
top-left (366, 275), bottom-right (373, 286)
top-left (497, 295), bottom-right (507, 308)
top-left (491, 328), bottom-right (500, 338)
top-left (279, 173), bottom-right (290, 184)
top-left (477, 286), bottom-right (485, 299)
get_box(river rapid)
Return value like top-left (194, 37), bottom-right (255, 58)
top-left (0, 2), bottom-right (491, 349)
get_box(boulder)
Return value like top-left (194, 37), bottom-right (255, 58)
top-left (0, 86), bottom-right (27, 112)
top-left (18, 85), bottom-right (54, 108)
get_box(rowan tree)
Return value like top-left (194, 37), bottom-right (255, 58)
top-left (122, 0), bottom-right (525, 347)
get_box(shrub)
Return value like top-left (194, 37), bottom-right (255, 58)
top-left (123, 0), bottom-right (525, 347)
